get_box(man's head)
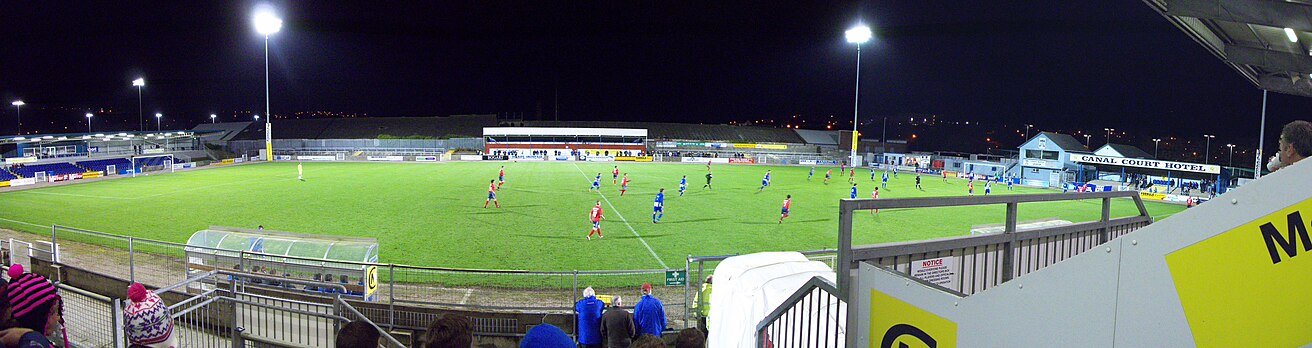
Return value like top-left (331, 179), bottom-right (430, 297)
top-left (422, 314), bottom-right (472, 348)
top-left (630, 334), bottom-right (665, 348)
top-left (613, 296), bottom-right (623, 307)
top-left (675, 328), bottom-right (707, 348)
top-left (1278, 120), bottom-right (1312, 170)
top-left (335, 321), bottom-right (379, 348)
top-left (583, 286), bottom-right (595, 298)
top-left (641, 283), bottom-right (652, 295)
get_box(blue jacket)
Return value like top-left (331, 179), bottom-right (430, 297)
top-left (575, 296), bottom-right (605, 344)
top-left (633, 294), bottom-right (666, 337)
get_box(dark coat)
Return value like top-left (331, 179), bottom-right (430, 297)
top-left (599, 306), bottom-right (636, 348)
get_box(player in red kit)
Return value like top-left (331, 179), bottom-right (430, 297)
top-left (484, 180), bottom-right (500, 208)
top-left (620, 173), bottom-right (631, 196)
top-left (871, 187), bottom-right (880, 215)
top-left (779, 195), bottom-right (792, 224)
top-left (497, 166), bottom-right (506, 188)
top-left (588, 201), bottom-right (605, 240)
top-left (612, 166), bottom-right (620, 184)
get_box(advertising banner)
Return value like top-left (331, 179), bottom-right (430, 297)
top-left (481, 155), bottom-right (509, 161)
top-left (415, 156), bottom-right (438, 162)
top-left (799, 159), bottom-right (839, 165)
top-left (655, 142), bottom-right (677, 148)
top-left (552, 156), bottom-right (576, 161)
top-left (459, 155), bottom-right (483, 161)
top-left (729, 158), bottom-right (756, 164)
top-left (367, 156), bottom-right (405, 161)
top-left (586, 156), bottom-right (615, 162)
top-left (81, 172), bottom-right (103, 179)
top-left (143, 149), bottom-right (165, 154)
top-left (296, 155), bottom-right (336, 161)
top-left (513, 155), bottom-right (546, 161)
top-left (681, 157), bottom-right (730, 164)
top-left (274, 155), bottom-right (293, 161)
top-left (8, 178), bottom-right (36, 187)
top-left (4, 157), bottom-right (36, 164)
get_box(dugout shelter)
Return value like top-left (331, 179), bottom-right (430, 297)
top-left (184, 226), bottom-right (381, 301)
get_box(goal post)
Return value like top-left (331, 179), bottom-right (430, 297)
top-left (130, 154), bottom-right (175, 177)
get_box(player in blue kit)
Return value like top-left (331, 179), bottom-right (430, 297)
top-left (757, 170), bottom-right (772, 192)
top-left (591, 173), bottom-right (602, 191)
top-left (985, 182), bottom-right (992, 196)
top-left (679, 175), bottom-right (688, 196)
top-left (808, 167), bottom-right (815, 181)
top-left (653, 188), bottom-right (665, 223)
top-left (850, 183), bottom-right (858, 199)
top-left (881, 171), bottom-right (889, 189)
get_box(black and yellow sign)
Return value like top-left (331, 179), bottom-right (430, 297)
top-left (870, 290), bottom-right (957, 348)
top-left (1166, 198), bottom-right (1312, 347)
top-left (365, 266), bottom-right (379, 297)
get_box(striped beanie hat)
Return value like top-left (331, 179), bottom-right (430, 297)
top-left (125, 283), bottom-right (176, 348)
top-left (6, 264), bottom-right (67, 346)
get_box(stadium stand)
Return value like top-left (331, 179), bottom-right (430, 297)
top-left (192, 122), bottom-right (259, 142)
top-left (76, 158), bottom-right (132, 173)
top-left (226, 114), bottom-right (497, 140)
top-left (0, 169), bottom-right (16, 181)
top-left (14, 162), bottom-right (85, 178)
top-left (523, 121), bottom-right (806, 143)
top-left (793, 129), bottom-right (840, 146)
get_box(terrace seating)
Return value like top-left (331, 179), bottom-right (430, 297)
top-left (13, 162), bottom-right (85, 178)
top-left (0, 170), bottom-right (16, 181)
top-left (76, 158), bottom-right (132, 173)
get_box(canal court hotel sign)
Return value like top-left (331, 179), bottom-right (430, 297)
top-left (1069, 154), bottom-right (1221, 174)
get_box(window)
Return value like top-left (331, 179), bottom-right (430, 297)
top-left (1026, 149), bottom-right (1059, 160)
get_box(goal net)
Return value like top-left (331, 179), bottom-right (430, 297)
top-left (131, 154), bottom-right (175, 177)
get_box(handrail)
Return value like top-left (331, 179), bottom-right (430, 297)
top-left (687, 249), bottom-right (836, 263)
top-left (336, 297), bottom-right (409, 348)
top-left (753, 276), bottom-right (838, 334)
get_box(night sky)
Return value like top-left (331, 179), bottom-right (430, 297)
top-left (2, 1), bottom-right (1309, 153)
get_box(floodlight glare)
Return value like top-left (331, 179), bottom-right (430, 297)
top-left (86, 113), bottom-right (93, 118)
top-left (846, 25), bottom-right (872, 44)
top-left (155, 113), bottom-right (162, 118)
top-left (10, 101), bottom-right (23, 106)
top-left (253, 9), bottom-right (283, 36)
top-left (1286, 28), bottom-right (1299, 43)
top-left (132, 78), bottom-right (145, 87)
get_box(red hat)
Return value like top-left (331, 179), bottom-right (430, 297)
top-left (641, 283), bottom-right (652, 292)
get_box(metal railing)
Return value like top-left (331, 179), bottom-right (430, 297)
top-left (755, 276), bottom-right (846, 348)
top-left (43, 224), bottom-right (689, 332)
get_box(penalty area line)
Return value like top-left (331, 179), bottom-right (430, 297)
top-left (572, 163), bottom-right (669, 269)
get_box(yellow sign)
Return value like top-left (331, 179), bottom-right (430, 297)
top-left (81, 172), bottom-right (103, 179)
top-left (733, 143), bottom-right (756, 149)
top-left (1138, 191), bottom-right (1166, 200)
top-left (0, 181), bottom-right (9, 188)
top-left (218, 159), bottom-right (235, 165)
top-left (870, 290), bottom-right (957, 348)
top-left (852, 131), bottom-right (860, 152)
top-left (758, 144), bottom-right (787, 150)
top-left (365, 266), bottom-right (379, 297)
top-left (1165, 198), bottom-right (1312, 347)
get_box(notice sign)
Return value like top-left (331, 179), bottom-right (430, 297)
top-left (910, 257), bottom-right (959, 290)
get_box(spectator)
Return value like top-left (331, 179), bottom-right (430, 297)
top-left (421, 314), bottom-right (471, 348)
top-left (335, 321), bottom-right (380, 348)
top-left (692, 276), bottom-right (712, 333)
top-left (124, 283), bottom-right (177, 348)
top-left (520, 324), bottom-right (573, 348)
top-left (0, 264), bottom-right (67, 348)
top-left (576, 287), bottom-right (604, 348)
top-left (629, 334), bottom-right (664, 348)
top-left (1271, 120), bottom-right (1312, 172)
top-left (675, 328), bottom-right (706, 348)
top-left (633, 283), bottom-right (666, 337)
top-left (600, 296), bottom-right (635, 348)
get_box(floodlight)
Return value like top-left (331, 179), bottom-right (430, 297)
top-left (132, 78), bottom-right (145, 87)
top-left (253, 9), bottom-right (283, 36)
top-left (10, 101), bottom-right (23, 106)
top-left (1286, 28), bottom-right (1298, 43)
top-left (846, 25), bottom-right (872, 44)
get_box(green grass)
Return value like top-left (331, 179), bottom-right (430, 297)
top-left (0, 162), bottom-right (1184, 271)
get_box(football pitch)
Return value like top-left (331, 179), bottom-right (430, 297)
top-left (0, 161), bottom-right (1185, 271)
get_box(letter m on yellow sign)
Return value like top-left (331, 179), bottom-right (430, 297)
top-left (1261, 211), bottom-right (1311, 264)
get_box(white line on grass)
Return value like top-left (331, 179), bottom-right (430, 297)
top-left (459, 288), bottom-right (474, 305)
top-left (0, 217), bottom-right (48, 229)
top-left (572, 163), bottom-right (669, 269)
top-left (10, 191), bottom-right (135, 200)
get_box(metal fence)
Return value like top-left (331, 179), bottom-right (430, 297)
top-left (755, 276), bottom-right (845, 348)
top-left (60, 283), bottom-right (124, 348)
top-left (46, 225), bottom-right (690, 332)
top-left (838, 191), bottom-right (1152, 296)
